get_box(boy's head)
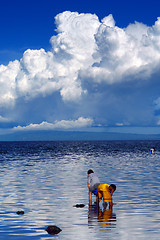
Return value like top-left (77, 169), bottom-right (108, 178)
top-left (109, 184), bottom-right (116, 192)
top-left (88, 169), bottom-right (94, 174)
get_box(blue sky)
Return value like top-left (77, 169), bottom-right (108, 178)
top-left (1, 0), bottom-right (159, 65)
top-left (1, 0), bottom-right (160, 140)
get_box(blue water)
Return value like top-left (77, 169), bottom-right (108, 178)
top-left (0, 140), bottom-right (160, 240)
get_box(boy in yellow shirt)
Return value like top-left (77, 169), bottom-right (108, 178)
top-left (97, 183), bottom-right (116, 209)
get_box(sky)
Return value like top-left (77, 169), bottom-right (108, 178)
top-left (1, 0), bottom-right (160, 140)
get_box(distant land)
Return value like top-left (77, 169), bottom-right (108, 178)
top-left (0, 130), bottom-right (160, 141)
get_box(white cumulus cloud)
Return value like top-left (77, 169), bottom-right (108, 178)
top-left (83, 16), bottom-right (160, 84)
top-left (1, 11), bottom-right (160, 129)
top-left (1, 12), bottom-right (160, 105)
top-left (13, 117), bottom-right (93, 131)
top-left (0, 60), bottom-right (20, 106)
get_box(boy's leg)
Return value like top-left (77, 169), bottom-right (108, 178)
top-left (96, 195), bottom-right (99, 208)
top-left (89, 191), bottom-right (92, 205)
top-left (97, 190), bottom-right (102, 208)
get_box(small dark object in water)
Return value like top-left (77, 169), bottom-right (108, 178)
top-left (16, 211), bottom-right (24, 215)
top-left (46, 225), bottom-right (62, 235)
top-left (73, 204), bottom-right (85, 208)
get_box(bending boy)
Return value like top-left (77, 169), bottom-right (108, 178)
top-left (97, 183), bottom-right (116, 209)
top-left (88, 169), bottom-right (100, 205)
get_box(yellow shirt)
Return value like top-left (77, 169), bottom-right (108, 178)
top-left (97, 183), bottom-right (112, 202)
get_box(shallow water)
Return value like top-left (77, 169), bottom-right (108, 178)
top-left (0, 140), bottom-right (160, 240)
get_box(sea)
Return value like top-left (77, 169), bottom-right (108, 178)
top-left (0, 140), bottom-right (160, 240)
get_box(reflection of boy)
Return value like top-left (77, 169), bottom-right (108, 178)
top-left (97, 183), bottom-right (116, 209)
top-left (98, 208), bottom-right (113, 231)
top-left (88, 169), bottom-right (100, 205)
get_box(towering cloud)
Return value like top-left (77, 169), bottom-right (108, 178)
top-left (1, 11), bottom-right (160, 131)
top-left (0, 60), bottom-right (20, 106)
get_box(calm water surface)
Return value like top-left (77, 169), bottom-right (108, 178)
top-left (0, 140), bottom-right (160, 240)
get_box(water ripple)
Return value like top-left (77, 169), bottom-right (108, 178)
top-left (0, 140), bottom-right (160, 239)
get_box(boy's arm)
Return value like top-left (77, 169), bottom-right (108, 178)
top-left (110, 188), bottom-right (115, 196)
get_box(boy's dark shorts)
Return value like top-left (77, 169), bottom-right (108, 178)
top-left (92, 188), bottom-right (98, 196)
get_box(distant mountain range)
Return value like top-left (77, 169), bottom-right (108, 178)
top-left (0, 130), bottom-right (160, 141)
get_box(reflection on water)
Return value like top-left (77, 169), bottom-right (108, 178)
top-left (0, 140), bottom-right (160, 240)
top-left (88, 203), bottom-right (99, 228)
top-left (88, 203), bottom-right (116, 231)
top-left (98, 208), bottom-right (116, 231)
